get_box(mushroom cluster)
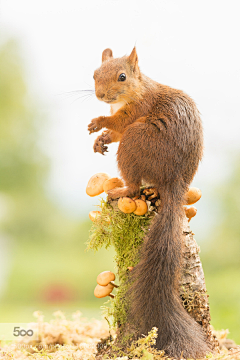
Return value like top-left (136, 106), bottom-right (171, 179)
top-left (184, 187), bottom-right (201, 222)
top-left (118, 197), bottom-right (148, 215)
top-left (86, 173), bottom-right (149, 219)
top-left (86, 173), bottom-right (202, 222)
top-left (116, 186), bottom-right (201, 221)
top-left (86, 173), bottom-right (124, 197)
top-left (116, 187), bottom-right (161, 215)
top-left (94, 271), bottom-right (118, 299)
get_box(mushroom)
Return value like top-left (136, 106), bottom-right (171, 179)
top-left (97, 271), bottom-right (118, 288)
top-left (127, 266), bottom-right (134, 271)
top-left (103, 177), bottom-right (124, 193)
top-left (94, 283), bottom-right (115, 298)
top-left (89, 211), bottom-right (101, 222)
top-left (86, 173), bottom-right (110, 197)
top-left (133, 199), bottom-right (148, 216)
top-left (118, 197), bottom-right (137, 213)
top-left (184, 206), bottom-right (197, 222)
top-left (143, 187), bottom-right (159, 200)
top-left (185, 187), bottom-right (202, 205)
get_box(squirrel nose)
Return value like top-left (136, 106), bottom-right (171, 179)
top-left (98, 93), bottom-right (105, 99)
top-left (95, 88), bottom-right (105, 99)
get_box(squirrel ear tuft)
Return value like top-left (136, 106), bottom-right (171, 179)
top-left (102, 48), bottom-right (113, 63)
top-left (128, 47), bottom-right (138, 71)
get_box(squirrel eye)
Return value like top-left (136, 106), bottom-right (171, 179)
top-left (118, 73), bottom-right (126, 82)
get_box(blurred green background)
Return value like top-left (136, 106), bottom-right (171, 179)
top-left (0, 38), bottom-right (239, 344)
top-left (0, 39), bottom-right (115, 321)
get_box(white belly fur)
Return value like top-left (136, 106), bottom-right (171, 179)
top-left (110, 101), bottom-right (125, 115)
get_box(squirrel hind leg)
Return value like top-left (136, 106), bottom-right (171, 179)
top-left (108, 184), bottom-right (140, 199)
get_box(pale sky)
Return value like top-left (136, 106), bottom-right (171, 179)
top-left (0, 0), bottom-right (240, 235)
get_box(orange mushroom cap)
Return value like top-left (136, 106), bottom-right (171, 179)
top-left (97, 271), bottom-right (115, 286)
top-left (86, 173), bottom-right (110, 197)
top-left (184, 206), bottom-right (197, 221)
top-left (89, 211), bottom-right (101, 222)
top-left (133, 199), bottom-right (148, 215)
top-left (118, 197), bottom-right (136, 214)
top-left (103, 177), bottom-right (124, 193)
top-left (185, 187), bottom-right (202, 205)
top-left (94, 283), bottom-right (114, 298)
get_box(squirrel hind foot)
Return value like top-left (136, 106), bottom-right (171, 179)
top-left (108, 185), bottom-right (140, 199)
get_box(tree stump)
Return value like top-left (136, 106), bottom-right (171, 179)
top-left (180, 217), bottom-right (219, 350)
top-left (88, 187), bottom-right (219, 354)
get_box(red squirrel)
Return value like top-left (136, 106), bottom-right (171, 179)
top-left (88, 48), bottom-right (210, 359)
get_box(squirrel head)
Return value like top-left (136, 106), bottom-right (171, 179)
top-left (93, 47), bottom-right (141, 104)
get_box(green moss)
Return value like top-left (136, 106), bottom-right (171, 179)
top-left (87, 199), bottom-right (154, 332)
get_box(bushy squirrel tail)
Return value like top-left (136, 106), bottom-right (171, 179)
top-left (128, 183), bottom-right (210, 359)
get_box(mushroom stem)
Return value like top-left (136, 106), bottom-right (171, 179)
top-left (109, 293), bottom-right (115, 298)
top-left (109, 281), bottom-right (119, 288)
top-left (132, 196), bottom-right (140, 200)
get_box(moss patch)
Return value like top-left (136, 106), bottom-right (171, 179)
top-left (87, 199), bottom-right (154, 333)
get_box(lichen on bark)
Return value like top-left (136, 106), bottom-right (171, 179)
top-left (180, 217), bottom-right (219, 350)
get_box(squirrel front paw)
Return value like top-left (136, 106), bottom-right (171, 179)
top-left (88, 117), bottom-right (105, 134)
top-left (93, 135), bottom-right (109, 155)
top-left (94, 131), bottom-right (112, 155)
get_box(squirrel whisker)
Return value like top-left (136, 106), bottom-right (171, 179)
top-left (57, 90), bottom-right (95, 99)
top-left (70, 93), bottom-right (94, 105)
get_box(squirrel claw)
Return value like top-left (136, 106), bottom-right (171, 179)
top-left (93, 134), bottom-right (110, 155)
top-left (93, 142), bottom-right (108, 155)
top-left (88, 118), bottom-right (103, 134)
